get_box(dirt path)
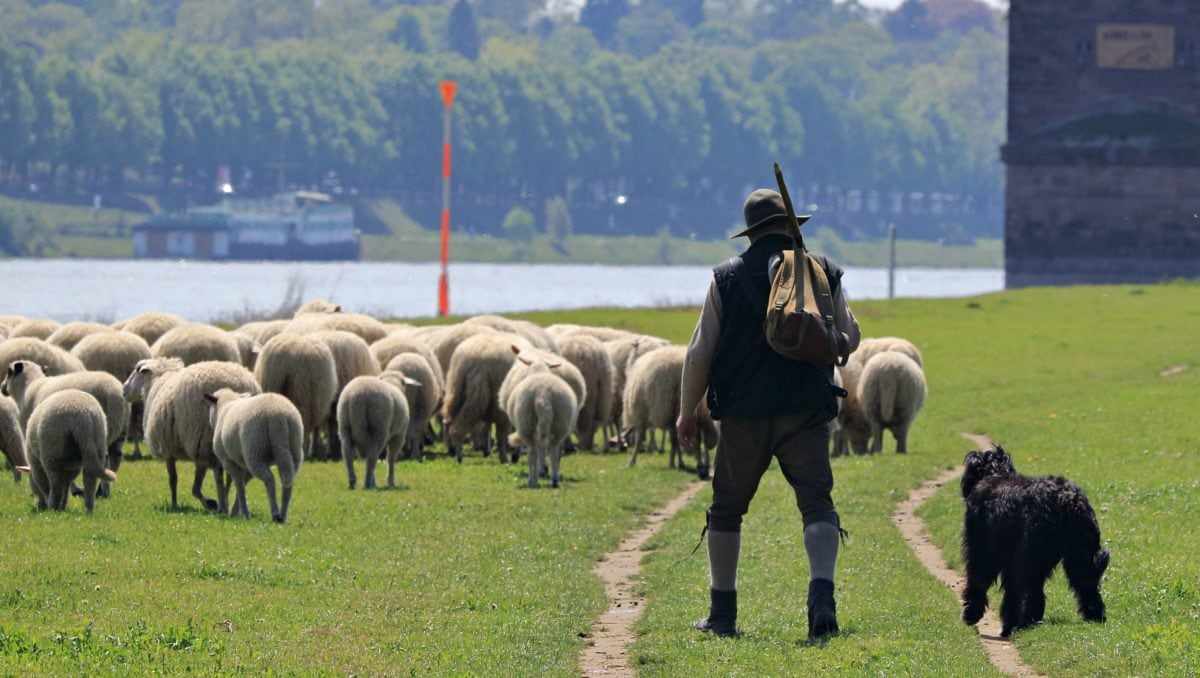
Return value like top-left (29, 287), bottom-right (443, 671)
top-left (890, 434), bottom-right (1044, 678)
top-left (579, 480), bottom-right (707, 677)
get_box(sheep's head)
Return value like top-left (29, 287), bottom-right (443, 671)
top-left (961, 446), bottom-right (1016, 497)
top-left (123, 357), bottom-right (184, 403)
top-left (204, 388), bottom-right (251, 428)
top-left (1, 360), bottom-right (46, 399)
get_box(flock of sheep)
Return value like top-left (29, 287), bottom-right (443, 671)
top-left (0, 302), bottom-right (713, 521)
top-left (832, 336), bottom-right (928, 456)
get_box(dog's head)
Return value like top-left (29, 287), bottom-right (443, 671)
top-left (961, 445), bottom-right (1016, 497)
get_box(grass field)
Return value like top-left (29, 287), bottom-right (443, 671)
top-left (1, 285), bottom-right (1197, 675)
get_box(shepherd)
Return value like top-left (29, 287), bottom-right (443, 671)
top-left (678, 169), bottom-right (860, 640)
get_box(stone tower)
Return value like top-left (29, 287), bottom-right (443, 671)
top-left (1004, 1), bottom-right (1200, 287)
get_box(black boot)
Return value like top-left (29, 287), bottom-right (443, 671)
top-left (696, 463), bottom-right (710, 481)
top-left (807, 579), bottom-right (839, 640)
top-left (693, 588), bottom-right (738, 637)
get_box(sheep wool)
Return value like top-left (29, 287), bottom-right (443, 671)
top-left (507, 370), bottom-right (578, 488)
top-left (72, 331), bottom-right (153, 383)
top-left (9, 318), bottom-right (60, 341)
top-left (114, 312), bottom-right (187, 347)
top-left (295, 299), bottom-right (342, 315)
top-left (557, 334), bottom-right (614, 451)
top-left (370, 334), bottom-right (444, 392)
top-left (235, 320), bottom-right (290, 346)
top-left (499, 347), bottom-right (586, 422)
top-left (429, 323), bottom-right (496, 376)
top-left (229, 331), bottom-right (259, 371)
top-left (254, 333), bottom-right (338, 459)
top-left (383, 353), bottom-right (442, 459)
top-left (604, 335), bottom-right (670, 442)
top-left (0, 337), bottom-right (86, 375)
top-left (441, 332), bottom-right (524, 461)
top-left (833, 358), bottom-right (870, 455)
top-left (622, 345), bottom-right (686, 466)
top-left (25, 389), bottom-right (114, 512)
top-left (207, 389), bottom-right (303, 523)
top-left (152, 324), bottom-right (242, 366)
top-left (46, 322), bottom-right (113, 352)
top-left (858, 350), bottom-right (927, 454)
top-left (286, 312), bottom-right (388, 345)
top-left (0, 395), bottom-right (27, 481)
top-left (336, 376), bottom-right (410, 490)
top-left (0, 316), bottom-right (26, 332)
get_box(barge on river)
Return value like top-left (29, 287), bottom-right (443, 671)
top-left (132, 191), bottom-right (359, 261)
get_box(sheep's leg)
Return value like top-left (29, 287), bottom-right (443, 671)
top-left (213, 464), bottom-right (229, 515)
top-left (250, 463), bottom-right (282, 523)
top-left (279, 481), bottom-right (293, 523)
top-left (364, 450), bottom-right (378, 490)
top-left (81, 474), bottom-right (99, 513)
top-left (30, 463), bottom-right (49, 510)
top-left (192, 459), bottom-right (219, 512)
top-left (549, 446), bottom-right (562, 488)
top-left (166, 458), bottom-right (180, 510)
top-left (498, 421), bottom-right (513, 464)
top-left (869, 427), bottom-right (884, 454)
top-left (669, 427), bottom-right (681, 469)
top-left (894, 422), bottom-right (910, 454)
top-left (327, 406), bottom-right (342, 460)
top-left (526, 443), bottom-right (539, 488)
top-left (626, 430), bottom-right (640, 467)
top-left (49, 471), bottom-right (72, 511)
top-left (342, 439), bottom-right (357, 490)
top-left (232, 477), bottom-right (250, 518)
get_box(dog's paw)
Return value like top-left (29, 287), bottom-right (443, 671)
top-left (962, 601), bottom-right (985, 625)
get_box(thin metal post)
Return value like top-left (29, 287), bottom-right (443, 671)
top-left (438, 81), bottom-right (457, 317)
top-left (888, 223), bottom-right (897, 300)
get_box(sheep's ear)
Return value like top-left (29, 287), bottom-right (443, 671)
top-left (517, 356), bottom-right (532, 365)
top-left (334, 305), bottom-right (342, 312)
top-left (510, 345), bottom-right (522, 355)
top-left (402, 376), bottom-right (422, 387)
top-left (251, 343), bottom-right (263, 356)
top-left (203, 393), bottom-right (219, 405)
top-left (9, 362), bottom-right (22, 376)
top-left (40, 364), bottom-right (53, 376)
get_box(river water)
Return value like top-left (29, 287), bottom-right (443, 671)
top-left (0, 259), bottom-right (1004, 323)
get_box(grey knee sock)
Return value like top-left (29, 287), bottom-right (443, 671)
top-left (804, 522), bottom-right (840, 582)
top-left (708, 530), bottom-right (741, 591)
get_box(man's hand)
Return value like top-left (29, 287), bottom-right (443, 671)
top-left (676, 413), bottom-right (698, 450)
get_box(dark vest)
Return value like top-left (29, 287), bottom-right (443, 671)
top-left (706, 234), bottom-right (841, 424)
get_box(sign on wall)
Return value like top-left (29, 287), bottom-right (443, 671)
top-left (1097, 24), bottom-right (1175, 69)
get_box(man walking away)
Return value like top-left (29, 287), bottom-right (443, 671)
top-left (677, 188), bottom-right (860, 640)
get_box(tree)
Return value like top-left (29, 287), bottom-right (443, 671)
top-left (885, 1), bottom-right (937, 41)
top-left (545, 196), bottom-right (573, 253)
top-left (447, 0), bottom-right (480, 60)
top-left (654, 0), bottom-right (704, 27)
top-left (580, 0), bottom-right (630, 46)
top-left (388, 10), bottom-right (429, 53)
top-left (502, 205), bottom-right (536, 260)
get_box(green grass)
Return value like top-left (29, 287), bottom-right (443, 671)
top-left (0, 194), bottom-right (144, 258)
top-left (0, 452), bottom-right (692, 675)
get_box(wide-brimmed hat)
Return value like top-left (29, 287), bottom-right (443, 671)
top-left (730, 188), bottom-right (811, 239)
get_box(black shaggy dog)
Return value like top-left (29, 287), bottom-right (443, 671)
top-left (960, 446), bottom-right (1110, 637)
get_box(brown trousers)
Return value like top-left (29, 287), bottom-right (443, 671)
top-left (708, 415), bottom-right (837, 532)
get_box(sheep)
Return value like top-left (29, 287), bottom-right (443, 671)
top-left (557, 334), bottom-right (614, 451)
top-left (669, 397), bottom-right (719, 479)
top-left (152, 323), bottom-right (242, 366)
top-left (499, 347), bottom-right (586, 419)
top-left (548, 324), bottom-right (635, 342)
top-left (855, 337), bottom-right (924, 369)
top-left (0, 338), bottom-right (85, 375)
top-left (295, 299), bottom-right (342, 315)
top-left (2, 360), bottom-right (129, 496)
top-left (124, 357), bottom-right (260, 512)
top-left (623, 346), bottom-right (686, 467)
top-left (235, 320), bottom-right (290, 346)
top-left (254, 333), bottom-right (338, 460)
top-left (229, 332), bottom-right (258, 371)
top-left (370, 334), bottom-right (444, 393)
top-left (466, 316), bottom-right (558, 354)
top-left (1, 395), bottom-right (27, 482)
top-left (429, 323), bottom-right (497, 376)
top-left (382, 353), bottom-right (442, 460)
top-left (47, 322), bottom-right (113, 352)
top-left (9, 318), bottom-right (60, 341)
top-left (0, 315), bottom-right (26, 332)
top-left (0, 326), bottom-right (7, 342)
top-left (605, 335), bottom-right (670, 447)
top-left (25, 389), bottom-right (115, 512)
top-left (858, 351), bottom-right (927, 454)
top-left (832, 358), bottom-right (870, 455)
top-left (442, 332), bottom-right (524, 462)
top-left (506, 369), bottom-right (578, 488)
top-left (336, 376), bottom-right (411, 490)
top-left (71, 330), bottom-right (154, 459)
top-left (205, 389), bottom-right (303, 522)
top-left (308, 330), bottom-right (381, 459)
top-left (113, 312), bottom-right (187, 347)
top-left (286, 312), bottom-right (388, 345)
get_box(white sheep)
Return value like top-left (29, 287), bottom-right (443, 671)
top-left (855, 336), bottom-right (924, 369)
top-left (557, 334), bottom-right (614, 451)
top-left (3, 360), bottom-right (129, 496)
top-left (205, 389), bottom-right (303, 522)
top-left (235, 319), bottom-right (290, 346)
top-left (9, 318), bottom-right (60, 341)
top-left (499, 347), bottom-right (586, 418)
top-left (858, 350), bottom-right (927, 454)
top-left (254, 333), bottom-right (338, 460)
top-left (307, 330), bottom-right (381, 458)
top-left (604, 335), bottom-right (670, 447)
top-left (0, 337), bottom-right (86, 374)
top-left (113, 312), bottom-right (187, 347)
top-left (1, 395), bottom-right (28, 482)
top-left (295, 299), bottom-right (342, 315)
top-left (428, 323), bottom-right (497, 376)
top-left (509, 320), bottom-right (559, 354)
top-left (382, 353), bottom-right (442, 459)
top-left (0, 316), bottom-right (26, 332)
top-left (286, 312), bottom-right (388, 345)
top-left (549, 324), bottom-right (635, 342)
top-left (72, 331), bottom-right (153, 458)
top-left (336, 376), bottom-right (410, 490)
top-left (369, 334), bottom-right (444, 393)
top-left (46, 322), bottom-right (113, 352)
top-left (152, 323), bottom-right (242, 366)
top-left (442, 332), bottom-right (524, 462)
top-left (506, 369), bottom-right (578, 488)
top-left (832, 359), bottom-right (870, 455)
top-left (25, 389), bottom-right (115, 512)
top-left (622, 346), bottom-right (685, 467)
top-left (229, 331), bottom-right (259, 371)
top-left (124, 357), bottom-right (261, 512)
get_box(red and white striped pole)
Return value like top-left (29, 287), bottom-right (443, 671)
top-left (438, 80), bottom-right (457, 317)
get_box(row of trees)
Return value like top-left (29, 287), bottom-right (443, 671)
top-left (0, 0), bottom-right (1005, 240)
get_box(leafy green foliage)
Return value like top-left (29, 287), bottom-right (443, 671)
top-left (447, 0), bottom-right (480, 60)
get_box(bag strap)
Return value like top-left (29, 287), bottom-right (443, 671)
top-left (803, 251), bottom-right (847, 366)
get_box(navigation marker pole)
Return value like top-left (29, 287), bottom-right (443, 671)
top-left (438, 80), bottom-right (458, 317)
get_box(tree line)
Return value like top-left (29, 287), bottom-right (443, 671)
top-left (0, 0), bottom-right (1005, 240)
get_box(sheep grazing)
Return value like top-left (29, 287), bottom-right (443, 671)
top-left (9, 318), bottom-right (61, 341)
top-left (370, 334), bottom-right (444, 390)
top-left (152, 323), bottom-right (242, 366)
top-left (287, 312), bottom-right (388, 345)
top-left (0, 338), bottom-right (85, 375)
top-left (336, 376), bottom-right (411, 490)
top-left (295, 299), bottom-right (342, 315)
top-left (254, 333), bottom-right (338, 460)
top-left (72, 331), bottom-right (154, 458)
top-left (124, 358), bottom-right (260, 512)
top-left (229, 331), bottom-right (258, 371)
top-left (0, 395), bottom-right (28, 482)
top-left (309, 330), bottom-right (381, 459)
top-left (442, 333), bottom-right (524, 462)
top-left (858, 351), bottom-right (927, 454)
top-left (0, 316), bottom-right (26, 332)
top-left (549, 324), bottom-right (635, 343)
top-left (855, 336), bottom-right (924, 369)
top-left (46, 322), bottom-right (113, 352)
top-left (3, 360), bottom-right (129, 495)
top-left (429, 323), bottom-right (497, 376)
top-left (500, 347), bottom-right (586, 418)
top-left (25, 389), bottom-right (115, 512)
top-left (832, 358), bottom-right (870, 456)
top-left (113, 312), bottom-right (187, 347)
top-left (604, 335), bottom-right (670, 447)
top-left (206, 389), bottom-right (303, 522)
top-left (670, 398), bottom-right (719, 479)
top-left (506, 369), bottom-right (578, 488)
top-left (466, 316), bottom-right (558, 354)
top-left (235, 320), bottom-right (290, 346)
top-left (623, 346), bottom-right (686, 468)
top-left (557, 334), bottom-right (614, 451)
top-left (382, 353), bottom-right (442, 459)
